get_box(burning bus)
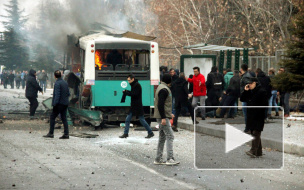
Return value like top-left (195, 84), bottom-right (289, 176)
top-left (65, 29), bottom-right (160, 127)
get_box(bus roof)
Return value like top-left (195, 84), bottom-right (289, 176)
top-left (79, 31), bottom-right (156, 50)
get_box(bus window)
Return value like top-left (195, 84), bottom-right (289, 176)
top-left (95, 49), bottom-right (150, 71)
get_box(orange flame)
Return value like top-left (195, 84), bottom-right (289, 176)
top-left (95, 50), bottom-right (103, 70)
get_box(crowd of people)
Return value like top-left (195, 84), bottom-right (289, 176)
top-left (0, 70), bottom-right (48, 91)
top-left (160, 64), bottom-right (290, 133)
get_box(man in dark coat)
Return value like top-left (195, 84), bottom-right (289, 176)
top-left (206, 66), bottom-right (225, 115)
top-left (219, 70), bottom-right (241, 118)
top-left (256, 68), bottom-right (272, 120)
top-left (119, 74), bottom-right (154, 138)
top-left (2, 71), bottom-right (9, 89)
top-left (172, 72), bottom-right (195, 132)
top-left (240, 77), bottom-right (268, 158)
top-left (25, 69), bottom-right (43, 119)
top-left (169, 68), bottom-right (178, 116)
top-left (15, 71), bottom-right (22, 89)
top-left (8, 71), bottom-right (15, 89)
top-left (240, 64), bottom-right (257, 132)
top-left (43, 70), bottom-right (70, 139)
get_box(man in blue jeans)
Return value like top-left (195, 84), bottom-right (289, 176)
top-left (119, 74), bottom-right (154, 138)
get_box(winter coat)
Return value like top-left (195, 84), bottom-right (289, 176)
top-left (187, 73), bottom-right (206, 97)
top-left (240, 84), bottom-right (268, 131)
top-left (124, 79), bottom-right (144, 116)
top-left (172, 77), bottom-right (190, 104)
top-left (170, 74), bottom-right (179, 97)
top-left (224, 71), bottom-right (234, 90)
top-left (206, 72), bottom-right (225, 106)
top-left (52, 77), bottom-right (70, 106)
top-left (40, 72), bottom-right (48, 81)
top-left (240, 71), bottom-right (255, 94)
top-left (226, 75), bottom-right (241, 97)
top-left (25, 69), bottom-right (42, 99)
top-left (8, 74), bottom-right (15, 82)
top-left (15, 74), bottom-right (22, 81)
top-left (257, 72), bottom-right (272, 99)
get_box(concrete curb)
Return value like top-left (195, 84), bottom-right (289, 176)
top-left (179, 121), bottom-right (304, 156)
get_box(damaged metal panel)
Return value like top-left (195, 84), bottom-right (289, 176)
top-left (68, 107), bottom-right (102, 127)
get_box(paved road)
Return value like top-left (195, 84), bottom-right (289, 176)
top-left (0, 120), bottom-right (303, 190)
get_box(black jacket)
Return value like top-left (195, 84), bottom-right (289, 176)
top-left (172, 77), bottom-right (190, 103)
top-left (8, 73), bottom-right (15, 81)
top-left (240, 85), bottom-right (268, 131)
top-left (25, 69), bottom-right (42, 98)
top-left (226, 75), bottom-right (241, 97)
top-left (170, 74), bottom-right (179, 97)
top-left (124, 79), bottom-right (144, 116)
top-left (240, 71), bottom-right (256, 94)
top-left (206, 72), bottom-right (224, 106)
top-left (257, 72), bottom-right (272, 99)
top-left (52, 77), bottom-right (70, 106)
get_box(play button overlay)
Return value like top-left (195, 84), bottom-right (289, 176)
top-left (194, 105), bottom-right (283, 170)
top-left (225, 123), bottom-right (253, 153)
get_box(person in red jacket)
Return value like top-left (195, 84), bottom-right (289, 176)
top-left (186, 67), bottom-right (207, 120)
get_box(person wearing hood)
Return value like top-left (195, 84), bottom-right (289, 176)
top-left (240, 77), bottom-right (268, 158)
top-left (119, 74), bottom-right (154, 139)
top-left (154, 73), bottom-right (180, 166)
top-left (223, 69), bottom-right (233, 90)
top-left (171, 72), bottom-right (196, 132)
top-left (255, 68), bottom-right (272, 120)
top-left (25, 69), bottom-right (43, 119)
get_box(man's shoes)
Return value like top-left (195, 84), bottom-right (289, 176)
top-left (284, 114), bottom-right (290, 118)
top-left (145, 132), bottom-right (154, 138)
top-left (246, 151), bottom-right (257, 158)
top-left (59, 135), bottom-right (69, 139)
top-left (43, 133), bottom-right (54, 138)
top-left (29, 116), bottom-right (38, 120)
top-left (275, 112), bottom-right (279, 116)
top-left (166, 159), bottom-right (180, 166)
top-left (244, 129), bottom-right (251, 134)
top-left (195, 120), bottom-right (199, 124)
top-left (119, 134), bottom-right (128, 138)
top-left (201, 116), bottom-right (205, 120)
top-left (54, 126), bottom-right (61, 129)
top-left (172, 126), bottom-right (178, 132)
top-left (154, 158), bottom-right (166, 165)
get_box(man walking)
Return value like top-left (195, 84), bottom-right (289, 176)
top-left (154, 73), bottom-right (179, 166)
top-left (240, 77), bottom-right (268, 157)
top-left (171, 72), bottom-right (195, 132)
top-left (25, 69), bottom-right (43, 119)
top-left (15, 71), bottom-right (21, 89)
top-left (186, 67), bottom-right (206, 120)
top-left (9, 71), bottom-right (15, 89)
top-left (43, 70), bottom-right (70, 139)
top-left (40, 70), bottom-right (48, 93)
top-left (21, 71), bottom-right (26, 89)
top-left (169, 68), bottom-right (178, 116)
top-left (119, 74), bottom-right (154, 138)
top-left (277, 67), bottom-right (290, 117)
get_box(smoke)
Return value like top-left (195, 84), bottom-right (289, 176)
top-left (24, 0), bottom-right (157, 56)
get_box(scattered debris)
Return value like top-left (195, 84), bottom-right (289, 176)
top-left (12, 184), bottom-right (16, 187)
top-left (56, 157), bottom-right (60, 159)
top-left (70, 132), bottom-right (99, 138)
top-left (91, 172), bottom-right (95, 174)
top-left (290, 172), bottom-right (293, 174)
top-left (287, 124), bottom-right (291, 128)
top-left (240, 179), bottom-right (244, 183)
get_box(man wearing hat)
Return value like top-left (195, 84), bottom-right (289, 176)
top-left (240, 77), bottom-right (268, 158)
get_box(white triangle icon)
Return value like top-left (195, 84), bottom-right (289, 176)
top-left (225, 123), bottom-right (254, 153)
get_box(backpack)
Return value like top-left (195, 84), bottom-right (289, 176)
top-left (210, 73), bottom-right (223, 90)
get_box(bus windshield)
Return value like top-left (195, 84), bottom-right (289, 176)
top-left (95, 49), bottom-right (150, 71)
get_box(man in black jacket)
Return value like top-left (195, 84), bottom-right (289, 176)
top-left (44, 70), bottom-right (70, 139)
top-left (172, 72), bottom-right (195, 132)
top-left (9, 71), bottom-right (15, 89)
top-left (255, 68), bottom-right (272, 120)
top-left (169, 68), bottom-right (178, 116)
top-left (219, 70), bottom-right (241, 118)
top-left (240, 64), bottom-right (256, 132)
top-left (240, 77), bottom-right (268, 158)
top-left (119, 74), bottom-right (154, 138)
top-left (25, 69), bottom-right (43, 119)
